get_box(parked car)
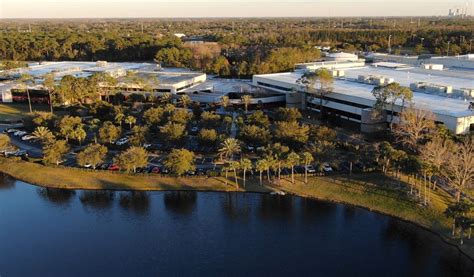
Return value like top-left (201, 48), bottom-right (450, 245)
top-left (83, 163), bottom-right (92, 168)
top-left (151, 167), bottom-right (161, 174)
top-left (21, 135), bottom-right (36, 141)
top-left (4, 150), bottom-right (18, 157)
top-left (322, 163), bottom-right (333, 172)
top-left (305, 165), bottom-right (316, 173)
top-left (143, 143), bottom-right (152, 149)
top-left (115, 137), bottom-right (129, 146)
top-left (5, 128), bottom-right (19, 134)
top-left (108, 164), bottom-right (120, 171)
top-left (100, 163), bottom-right (110, 170)
top-left (14, 131), bottom-right (27, 137)
top-left (14, 150), bottom-right (28, 157)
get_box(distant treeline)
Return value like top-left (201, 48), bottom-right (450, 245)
top-left (0, 18), bottom-right (472, 77)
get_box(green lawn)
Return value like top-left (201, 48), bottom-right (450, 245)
top-left (0, 103), bottom-right (50, 121)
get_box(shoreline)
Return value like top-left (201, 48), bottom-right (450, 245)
top-left (1, 158), bottom-right (473, 262)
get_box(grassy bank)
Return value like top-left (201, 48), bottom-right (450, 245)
top-left (272, 174), bottom-right (474, 259)
top-left (1, 157), bottom-right (472, 259)
top-left (0, 158), bottom-right (268, 192)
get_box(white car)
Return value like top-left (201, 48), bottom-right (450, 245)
top-left (14, 131), bottom-right (27, 137)
top-left (6, 128), bottom-right (19, 134)
top-left (143, 143), bottom-right (152, 148)
top-left (83, 163), bottom-right (92, 168)
top-left (305, 165), bottom-right (316, 173)
top-left (21, 135), bottom-right (36, 141)
top-left (116, 137), bottom-right (129, 146)
top-left (322, 163), bottom-right (333, 172)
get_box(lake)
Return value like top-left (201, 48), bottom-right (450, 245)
top-left (0, 175), bottom-right (472, 276)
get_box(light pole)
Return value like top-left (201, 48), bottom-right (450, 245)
top-left (470, 39), bottom-right (473, 53)
top-left (388, 35), bottom-right (392, 54)
top-left (447, 41), bottom-right (451, 56)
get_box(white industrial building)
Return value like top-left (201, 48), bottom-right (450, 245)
top-left (366, 53), bottom-right (474, 70)
top-left (254, 62), bottom-right (474, 134)
top-left (0, 61), bottom-right (207, 102)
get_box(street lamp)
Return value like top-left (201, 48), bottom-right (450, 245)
top-left (388, 35), bottom-right (392, 54)
top-left (447, 41), bottom-right (451, 56)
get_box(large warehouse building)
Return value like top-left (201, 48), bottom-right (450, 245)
top-left (0, 61), bottom-right (207, 102)
top-left (254, 61), bottom-right (474, 134)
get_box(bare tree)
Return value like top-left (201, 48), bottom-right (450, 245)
top-left (393, 107), bottom-right (436, 152)
top-left (442, 137), bottom-right (474, 202)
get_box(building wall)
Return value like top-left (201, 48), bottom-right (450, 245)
top-left (254, 74), bottom-right (474, 134)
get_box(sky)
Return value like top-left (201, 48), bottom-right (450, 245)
top-left (0, 0), bottom-right (472, 18)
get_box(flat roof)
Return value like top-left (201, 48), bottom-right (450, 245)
top-left (255, 67), bottom-right (474, 118)
top-left (342, 66), bottom-right (474, 90)
top-left (22, 61), bottom-right (154, 78)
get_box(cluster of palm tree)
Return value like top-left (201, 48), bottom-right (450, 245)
top-left (218, 138), bottom-right (316, 188)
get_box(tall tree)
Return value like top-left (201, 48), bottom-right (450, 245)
top-left (42, 72), bottom-right (55, 113)
top-left (241, 94), bottom-right (252, 113)
top-left (393, 107), bottom-right (436, 153)
top-left (77, 143), bottom-right (108, 169)
top-left (302, 152), bottom-right (314, 184)
top-left (43, 140), bottom-right (69, 166)
top-left (99, 121), bottom-right (122, 144)
top-left (179, 94), bottom-right (191, 109)
top-left (164, 148), bottom-right (195, 177)
top-left (299, 68), bottom-right (333, 119)
top-left (124, 115), bottom-right (136, 129)
top-left (18, 73), bottom-right (34, 113)
top-left (240, 158), bottom-right (252, 188)
top-left (286, 152), bottom-right (300, 184)
top-left (255, 158), bottom-right (269, 185)
top-left (115, 146), bottom-right (148, 173)
top-left (218, 138), bottom-right (241, 161)
top-left (221, 95), bottom-right (230, 111)
top-left (442, 138), bottom-right (474, 202)
top-left (32, 126), bottom-right (55, 145)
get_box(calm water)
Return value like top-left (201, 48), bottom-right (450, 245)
top-left (0, 175), bottom-right (472, 277)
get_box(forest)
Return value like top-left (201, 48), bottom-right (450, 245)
top-left (0, 17), bottom-right (473, 77)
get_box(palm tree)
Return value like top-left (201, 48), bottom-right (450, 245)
top-left (125, 115), bottom-right (136, 129)
top-left (180, 94), bottom-right (191, 109)
top-left (218, 138), bottom-right (241, 161)
top-left (229, 161), bottom-right (240, 188)
top-left (286, 152), bottom-right (300, 184)
top-left (302, 152), bottom-right (314, 184)
top-left (114, 112), bottom-right (125, 126)
top-left (255, 158), bottom-right (268, 185)
top-left (240, 158), bottom-right (252, 188)
top-left (221, 95), bottom-right (230, 111)
top-left (19, 73), bottom-right (34, 113)
top-left (161, 92), bottom-right (172, 104)
top-left (241, 94), bottom-right (252, 113)
top-left (32, 126), bottom-right (55, 145)
top-left (42, 73), bottom-right (55, 114)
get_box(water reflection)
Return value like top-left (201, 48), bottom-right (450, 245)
top-left (1, 181), bottom-right (473, 276)
top-left (259, 195), bottom-right (294, 220)
top-left (119, 191), bottom-right (150, 215)
top-left (79, 191), bottom-right (115, 210)
top-left (37, 187), bottom-right (76, 206)
top-left (222, 193), bottom-right (251, 220)
top-left (164, 191), bottom-right (197, 215)
top-left (300, 197), bottom-right (337, 221)
top-left (0, 174), bottom-right (15, 190)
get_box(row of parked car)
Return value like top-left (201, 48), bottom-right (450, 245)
top-left (3, 128), bottom-right (37, 141)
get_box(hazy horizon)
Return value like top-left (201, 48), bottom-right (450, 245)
top-left (1, 0), bottom-right (473, 19)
